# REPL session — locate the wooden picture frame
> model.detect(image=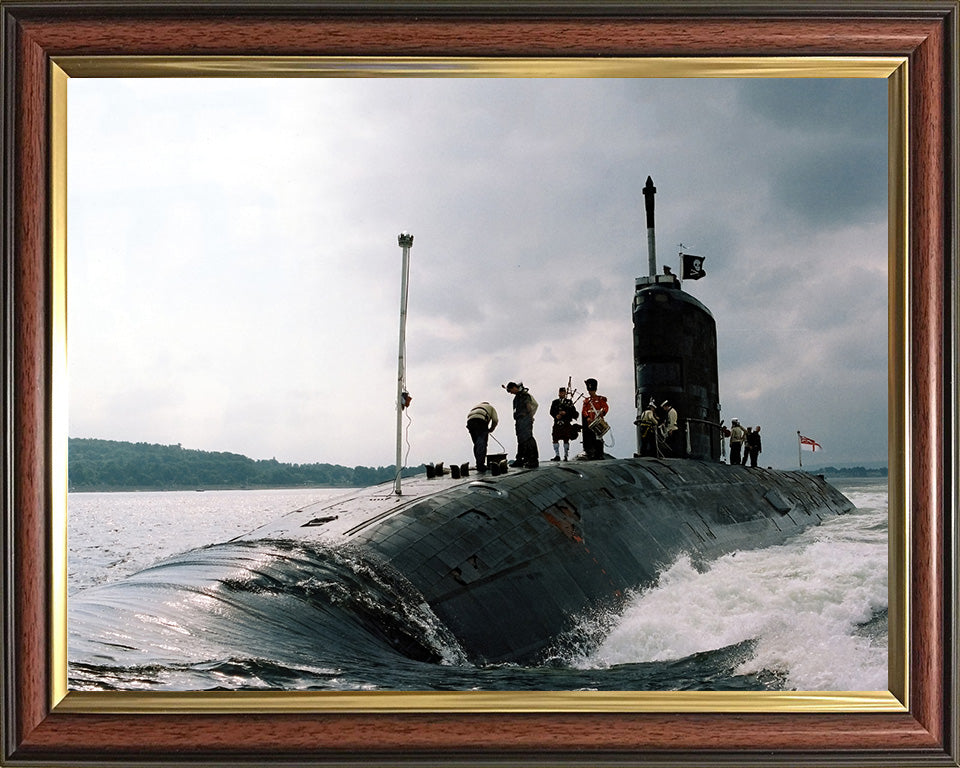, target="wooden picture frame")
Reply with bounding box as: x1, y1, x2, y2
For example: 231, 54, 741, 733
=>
2, 2, 956, 765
